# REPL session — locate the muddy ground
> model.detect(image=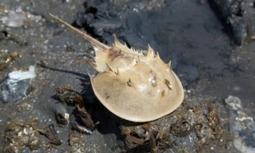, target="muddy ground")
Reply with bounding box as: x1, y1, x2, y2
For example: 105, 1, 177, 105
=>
0, 0, 255, 153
